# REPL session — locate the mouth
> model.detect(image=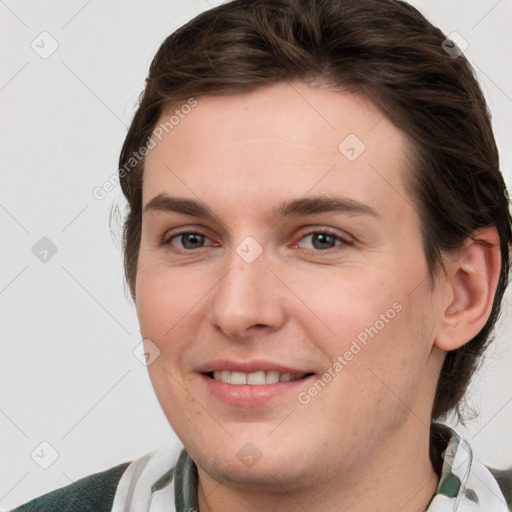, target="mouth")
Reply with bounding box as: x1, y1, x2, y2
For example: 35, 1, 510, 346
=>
205, 370, 315, 385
